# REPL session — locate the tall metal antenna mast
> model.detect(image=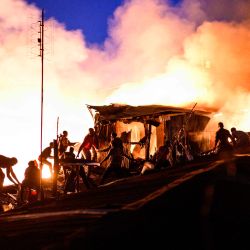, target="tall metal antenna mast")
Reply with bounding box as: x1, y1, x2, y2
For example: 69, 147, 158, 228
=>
38, 9, 44, 200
